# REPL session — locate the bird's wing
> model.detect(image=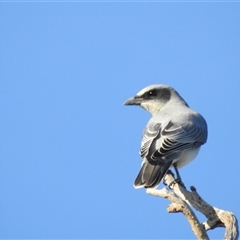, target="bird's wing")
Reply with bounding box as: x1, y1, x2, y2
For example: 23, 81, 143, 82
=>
152, 120, 207, 160
140, 120, 207, 160
140, 122, 161, 159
